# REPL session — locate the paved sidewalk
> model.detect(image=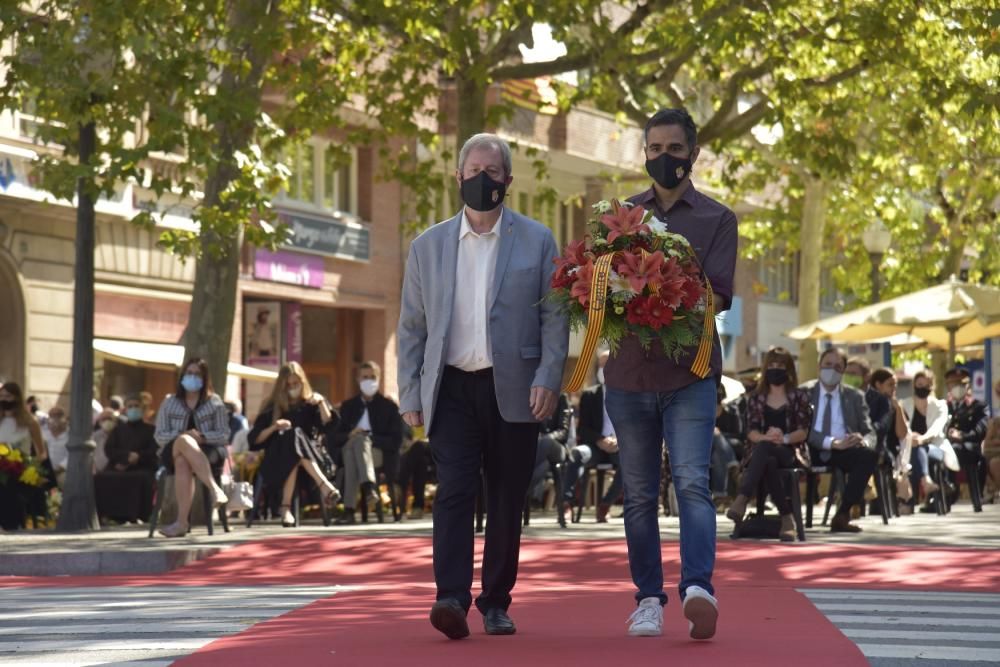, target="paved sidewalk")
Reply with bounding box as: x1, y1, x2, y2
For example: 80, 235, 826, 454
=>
2, 502, 996, 576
